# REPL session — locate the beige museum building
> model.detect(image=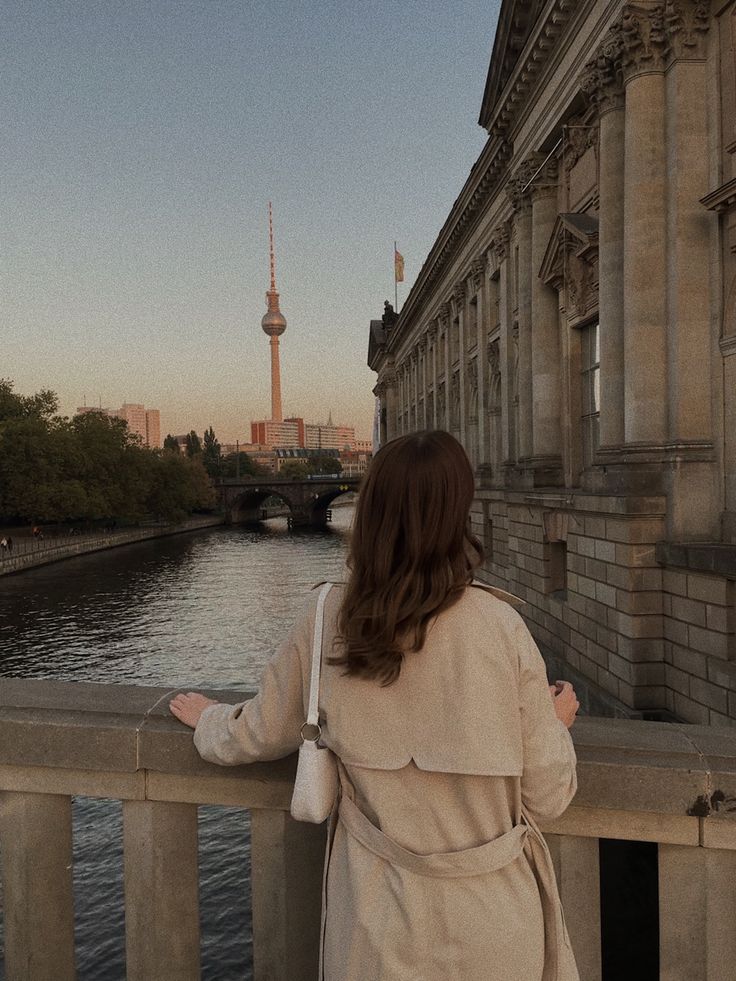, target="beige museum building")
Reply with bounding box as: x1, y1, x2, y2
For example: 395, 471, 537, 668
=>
369, 0, 736, 724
